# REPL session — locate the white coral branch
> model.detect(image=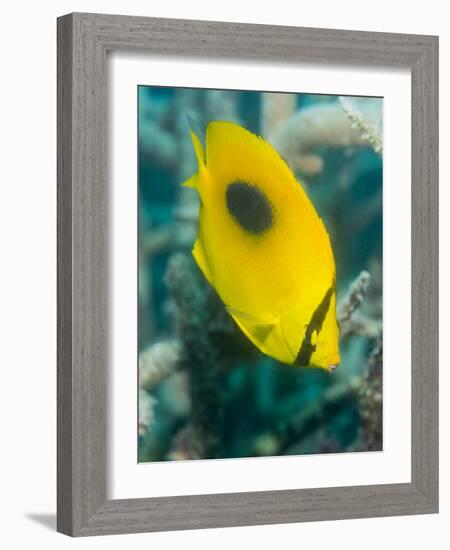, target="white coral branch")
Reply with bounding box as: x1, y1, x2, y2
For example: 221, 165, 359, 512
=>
338, 270, 371, 324
138, 340, 182, 436
139, 389, 157, 437
261, 92, 297, 138
139, 339, 182, 391
339, 312, 382, 340
338, 271, 382, 341
270, 103, 367, 175
339, 96, 383, 155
